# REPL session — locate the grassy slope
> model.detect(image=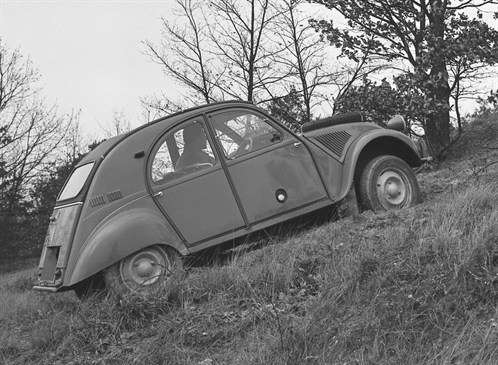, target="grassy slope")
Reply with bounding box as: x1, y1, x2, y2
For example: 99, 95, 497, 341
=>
1, 115, 497, 365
